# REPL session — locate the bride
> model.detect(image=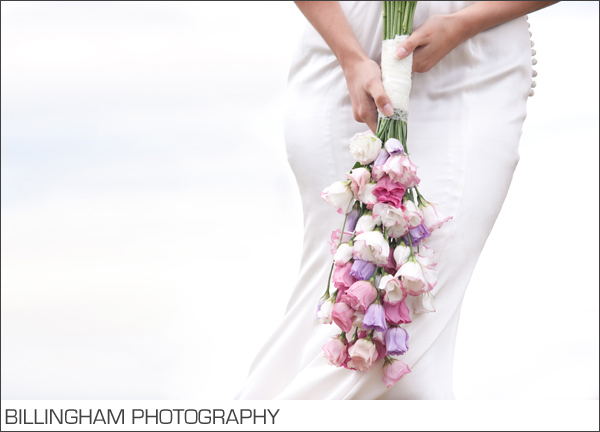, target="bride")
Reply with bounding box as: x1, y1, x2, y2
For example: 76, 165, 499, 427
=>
237, 0, 557, 400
